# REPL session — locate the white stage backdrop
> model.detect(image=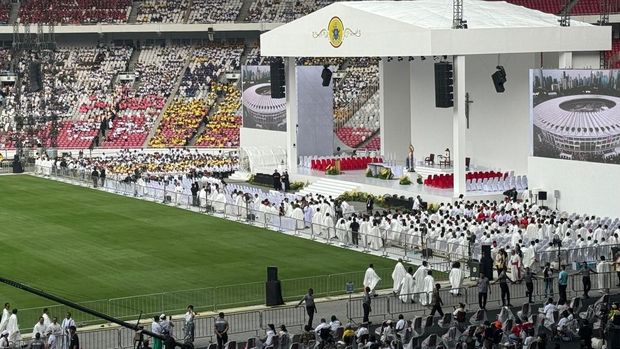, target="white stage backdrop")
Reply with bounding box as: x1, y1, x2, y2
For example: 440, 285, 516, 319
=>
530, 69, 620, 165
242, 65, 287, 131
296, 66, 334, 157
